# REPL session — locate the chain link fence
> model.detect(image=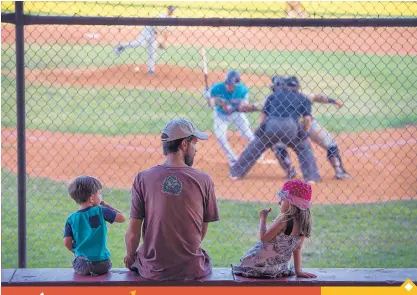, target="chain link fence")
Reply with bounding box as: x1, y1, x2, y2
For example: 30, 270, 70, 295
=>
1, 1, 417, 269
